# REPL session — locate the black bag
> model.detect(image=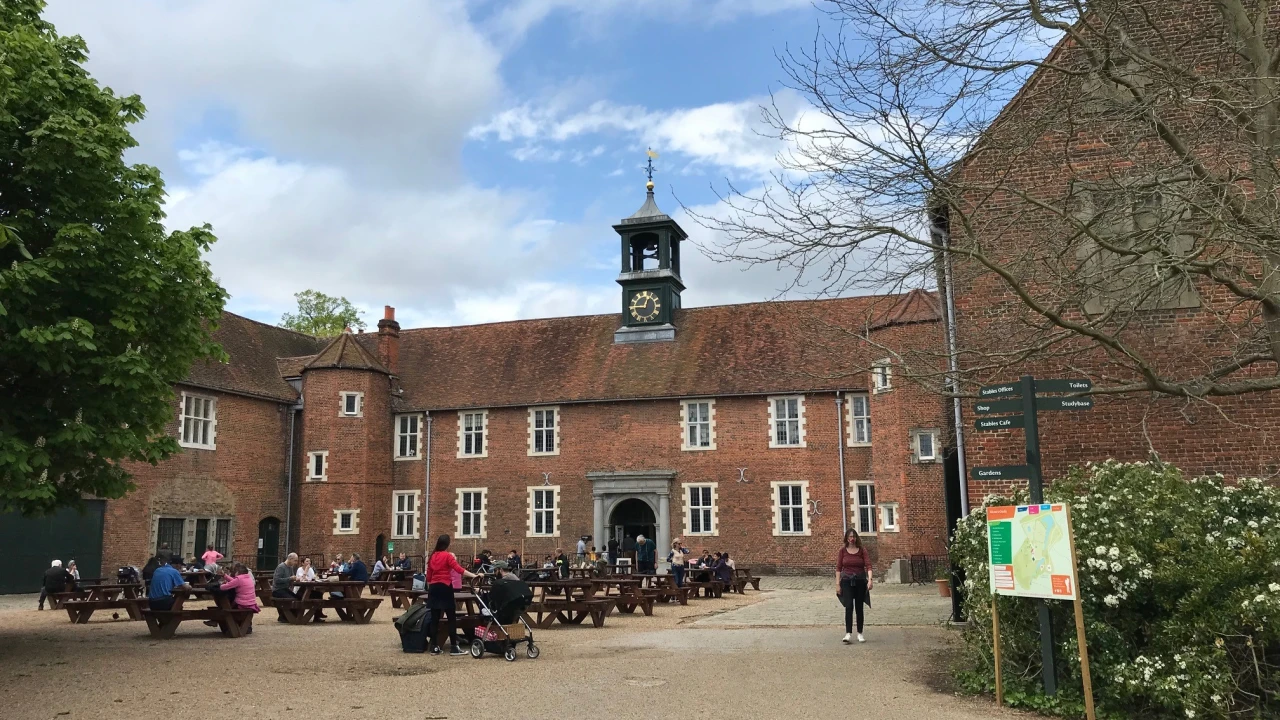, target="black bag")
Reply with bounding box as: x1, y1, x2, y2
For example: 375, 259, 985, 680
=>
395, 603, 432, 654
